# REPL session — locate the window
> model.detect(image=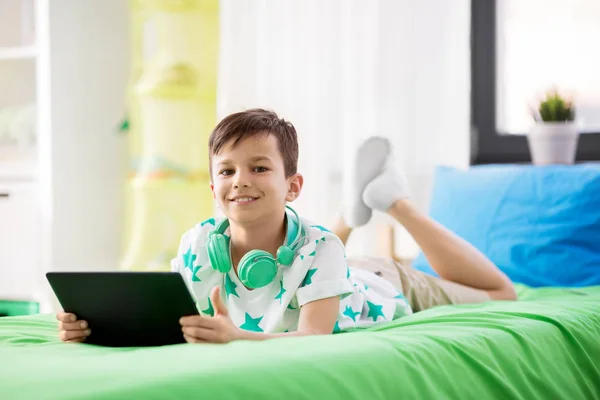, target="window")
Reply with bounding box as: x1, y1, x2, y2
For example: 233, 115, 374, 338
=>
471, 0, 600, 164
